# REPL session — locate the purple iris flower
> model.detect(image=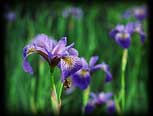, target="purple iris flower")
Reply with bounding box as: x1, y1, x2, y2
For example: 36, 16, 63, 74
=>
85, 92, 115, 114
109, 24, 132, 48
122, 5, 147, 21
5, 11, 16, 22
22, 34, 82, 82
72, 56, 112, 90
132, 22, 146, 43
109, 22, 146, 48
62, 7, 83, 19
133, 5, 147, 21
